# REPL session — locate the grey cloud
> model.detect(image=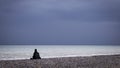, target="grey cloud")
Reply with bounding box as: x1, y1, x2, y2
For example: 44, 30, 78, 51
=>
0, 0, 120, 44
1, 0, 120, 22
